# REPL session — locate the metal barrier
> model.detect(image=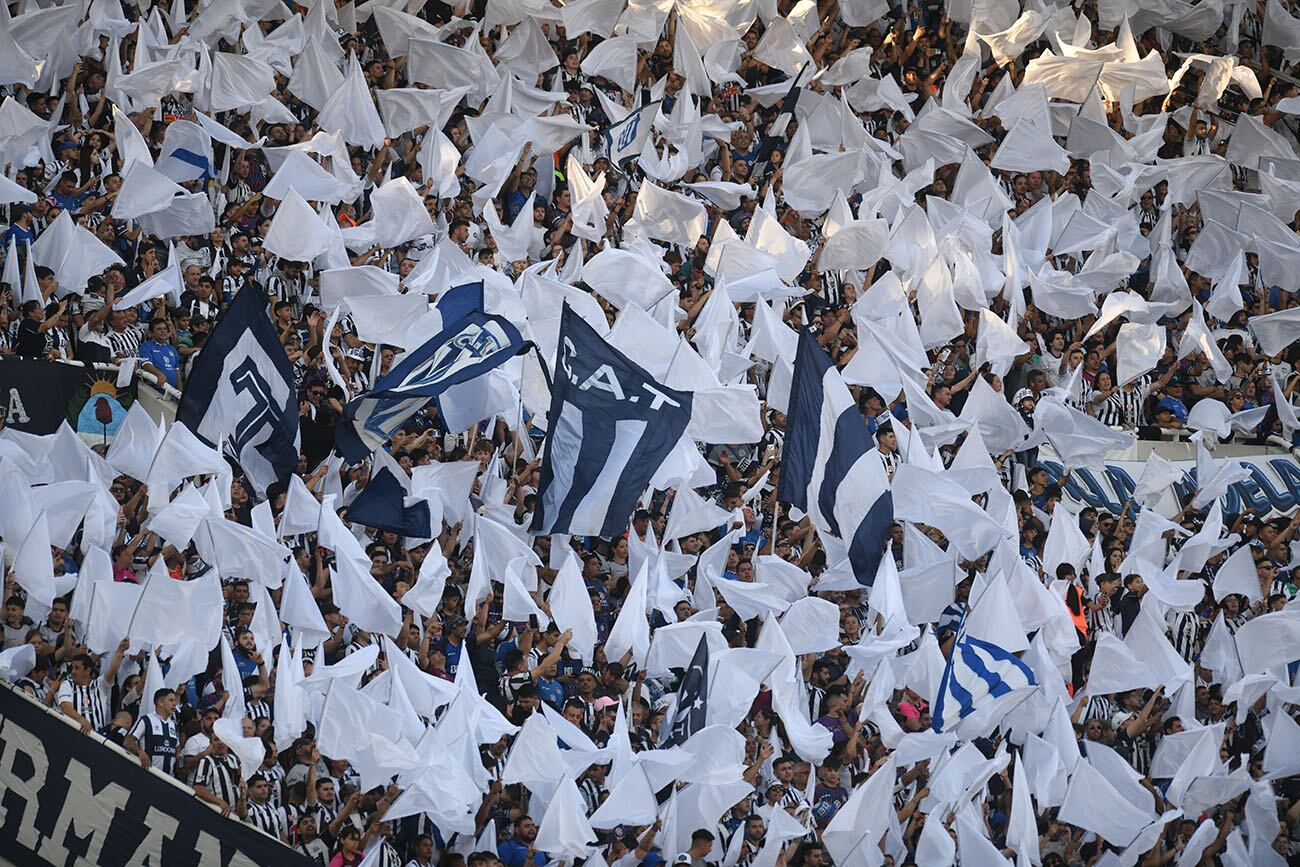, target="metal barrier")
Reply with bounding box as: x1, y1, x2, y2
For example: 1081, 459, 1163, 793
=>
51, 358, 180, 425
